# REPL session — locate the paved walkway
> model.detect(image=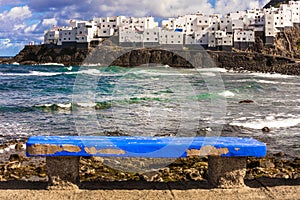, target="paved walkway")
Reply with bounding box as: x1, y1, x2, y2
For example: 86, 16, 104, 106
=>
0, 178, 299, 200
